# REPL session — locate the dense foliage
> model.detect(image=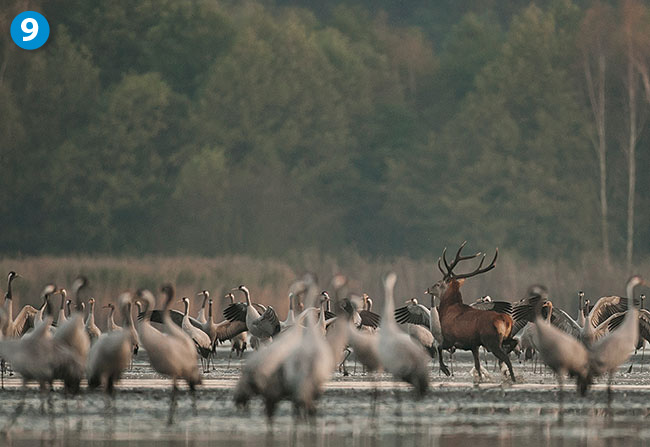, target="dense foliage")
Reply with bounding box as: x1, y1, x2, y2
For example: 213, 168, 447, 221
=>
1, 0, 648, 263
